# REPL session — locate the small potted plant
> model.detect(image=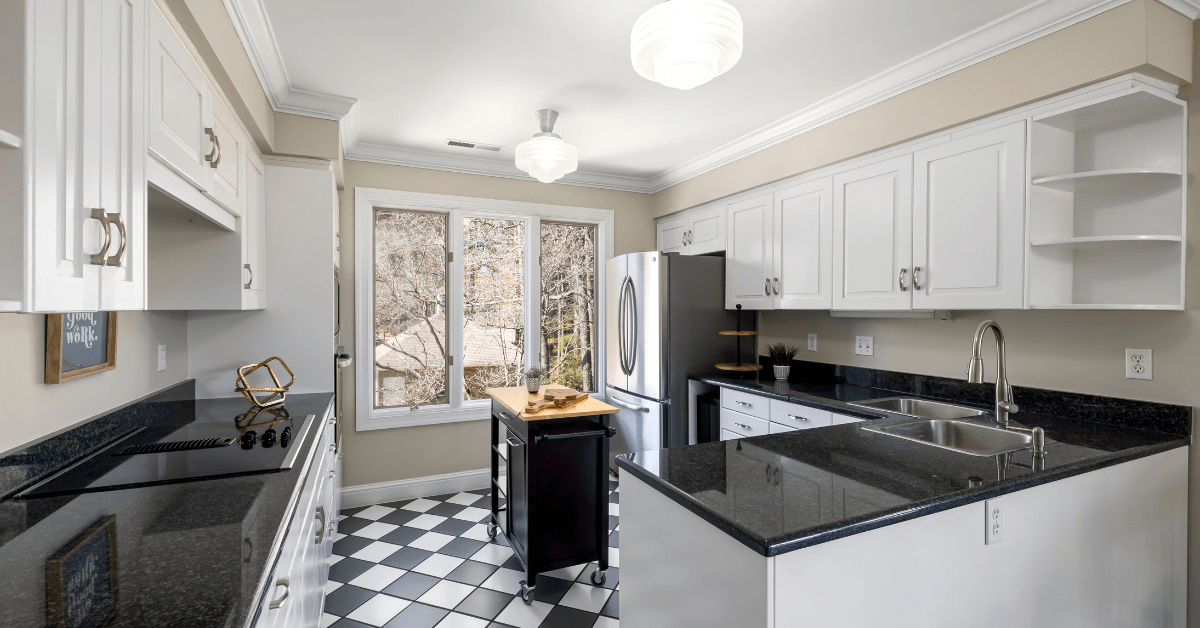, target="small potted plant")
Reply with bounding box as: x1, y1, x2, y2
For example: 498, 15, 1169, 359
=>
764, 343, 798, 380
524, 367, 547, 394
